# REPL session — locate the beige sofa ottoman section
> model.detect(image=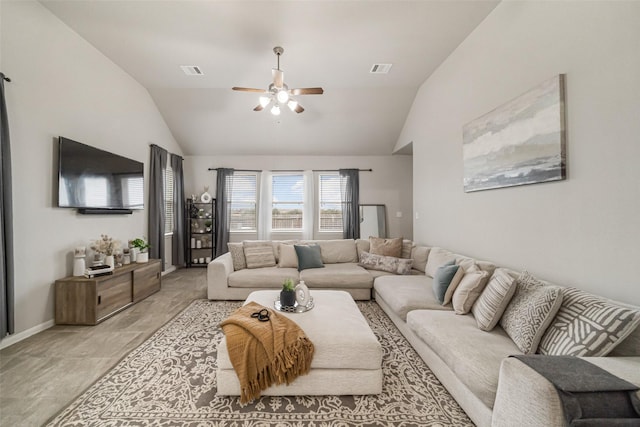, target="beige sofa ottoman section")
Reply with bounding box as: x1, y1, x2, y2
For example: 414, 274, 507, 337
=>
217, 290, 383, 396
